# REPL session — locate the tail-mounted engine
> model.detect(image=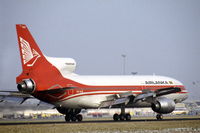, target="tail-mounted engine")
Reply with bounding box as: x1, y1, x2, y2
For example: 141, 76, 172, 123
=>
17, 79, 35, 94
151, 97, 175, 114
